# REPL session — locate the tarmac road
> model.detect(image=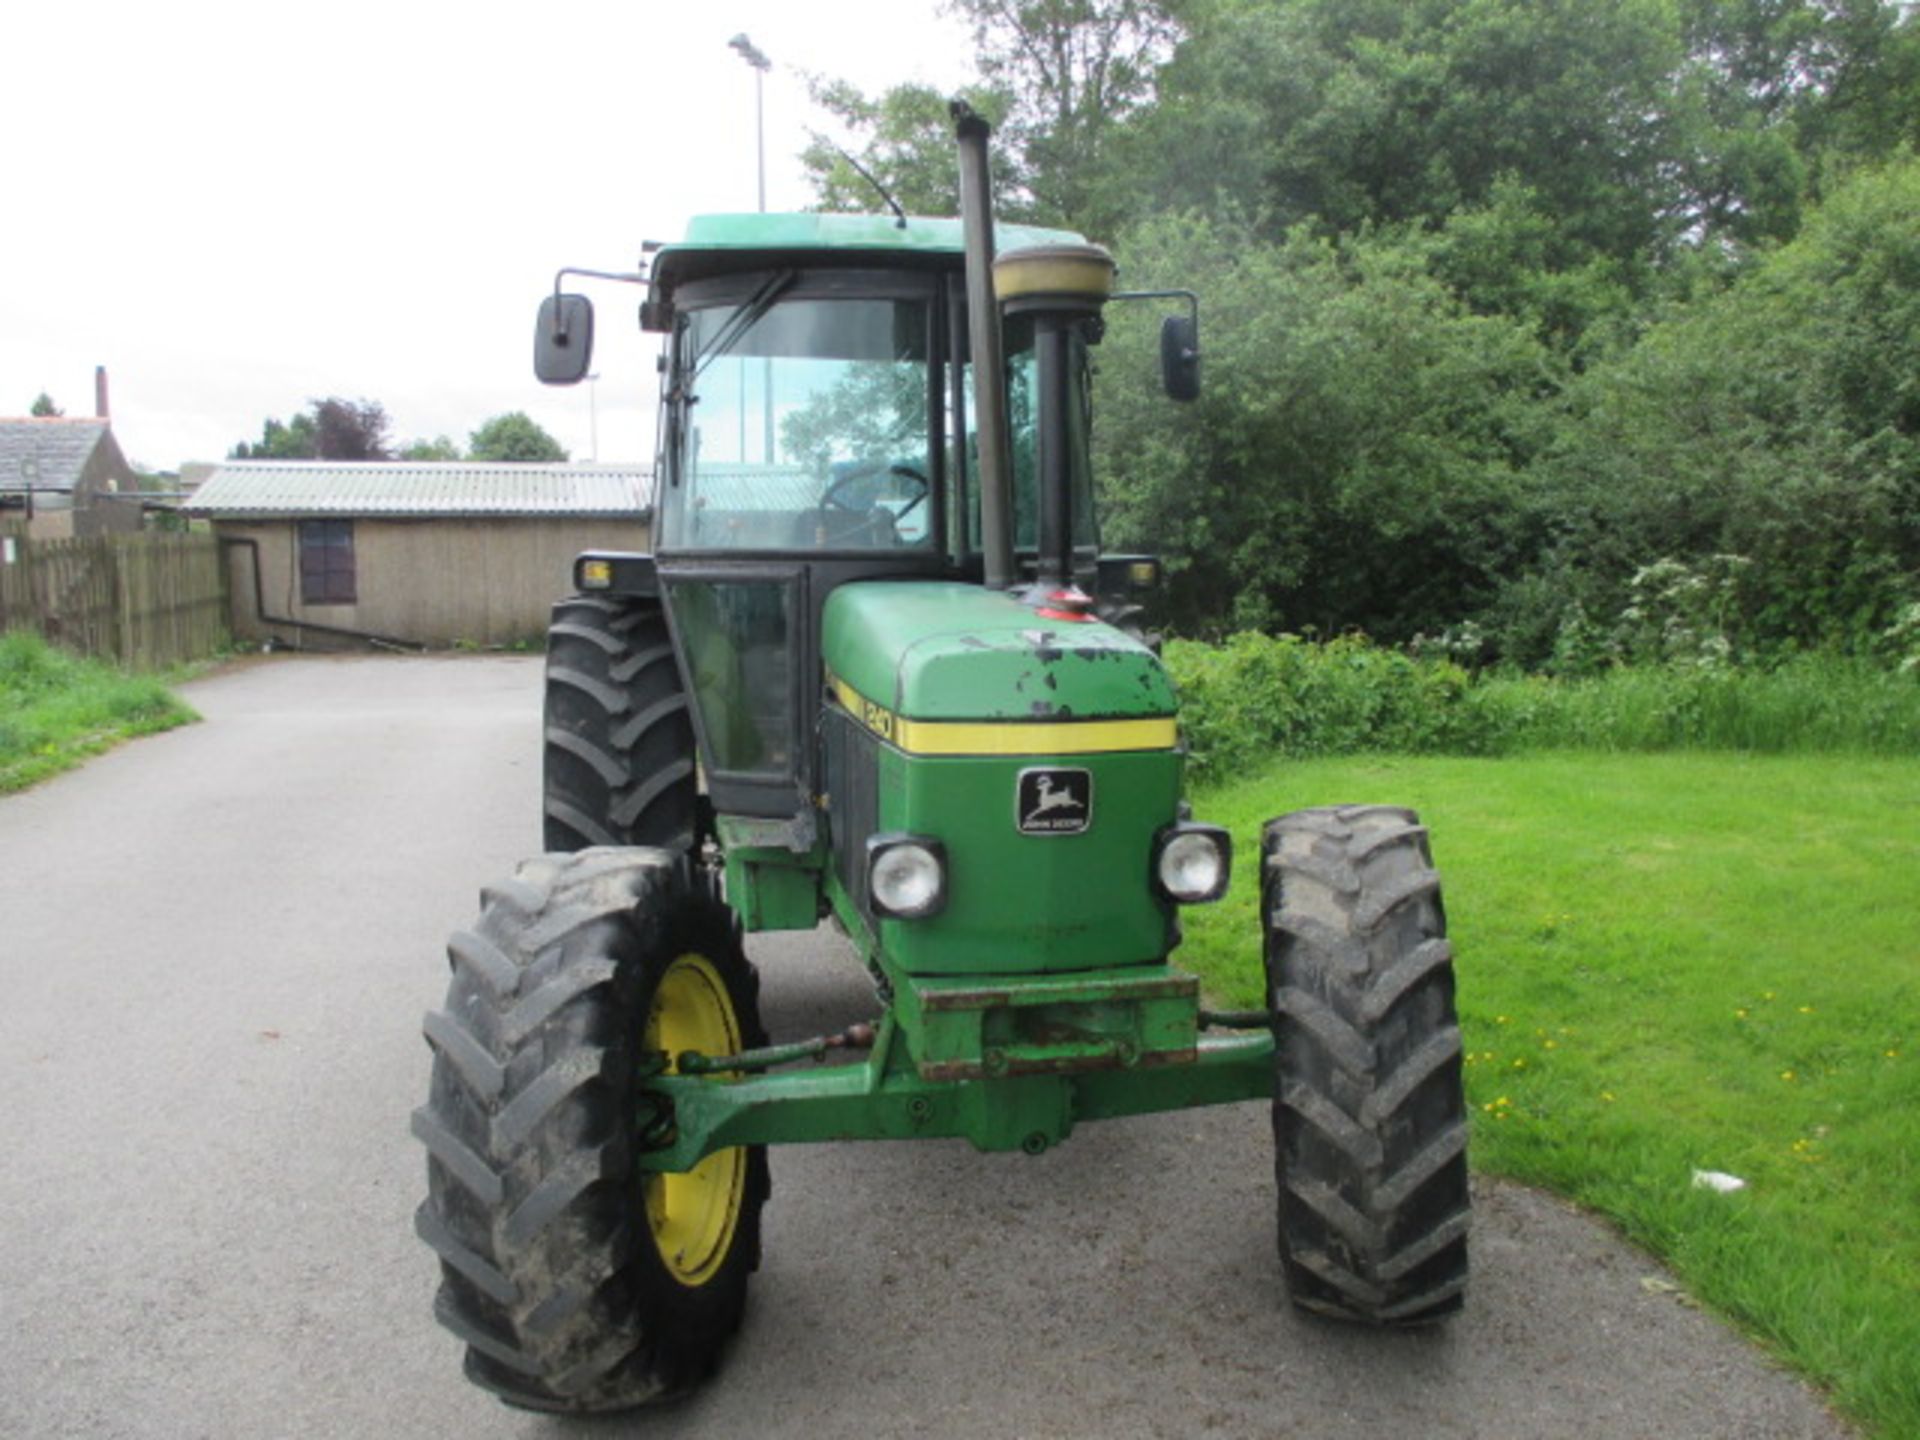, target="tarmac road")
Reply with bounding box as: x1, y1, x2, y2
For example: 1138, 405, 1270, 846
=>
0, 655, 1855, 1439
